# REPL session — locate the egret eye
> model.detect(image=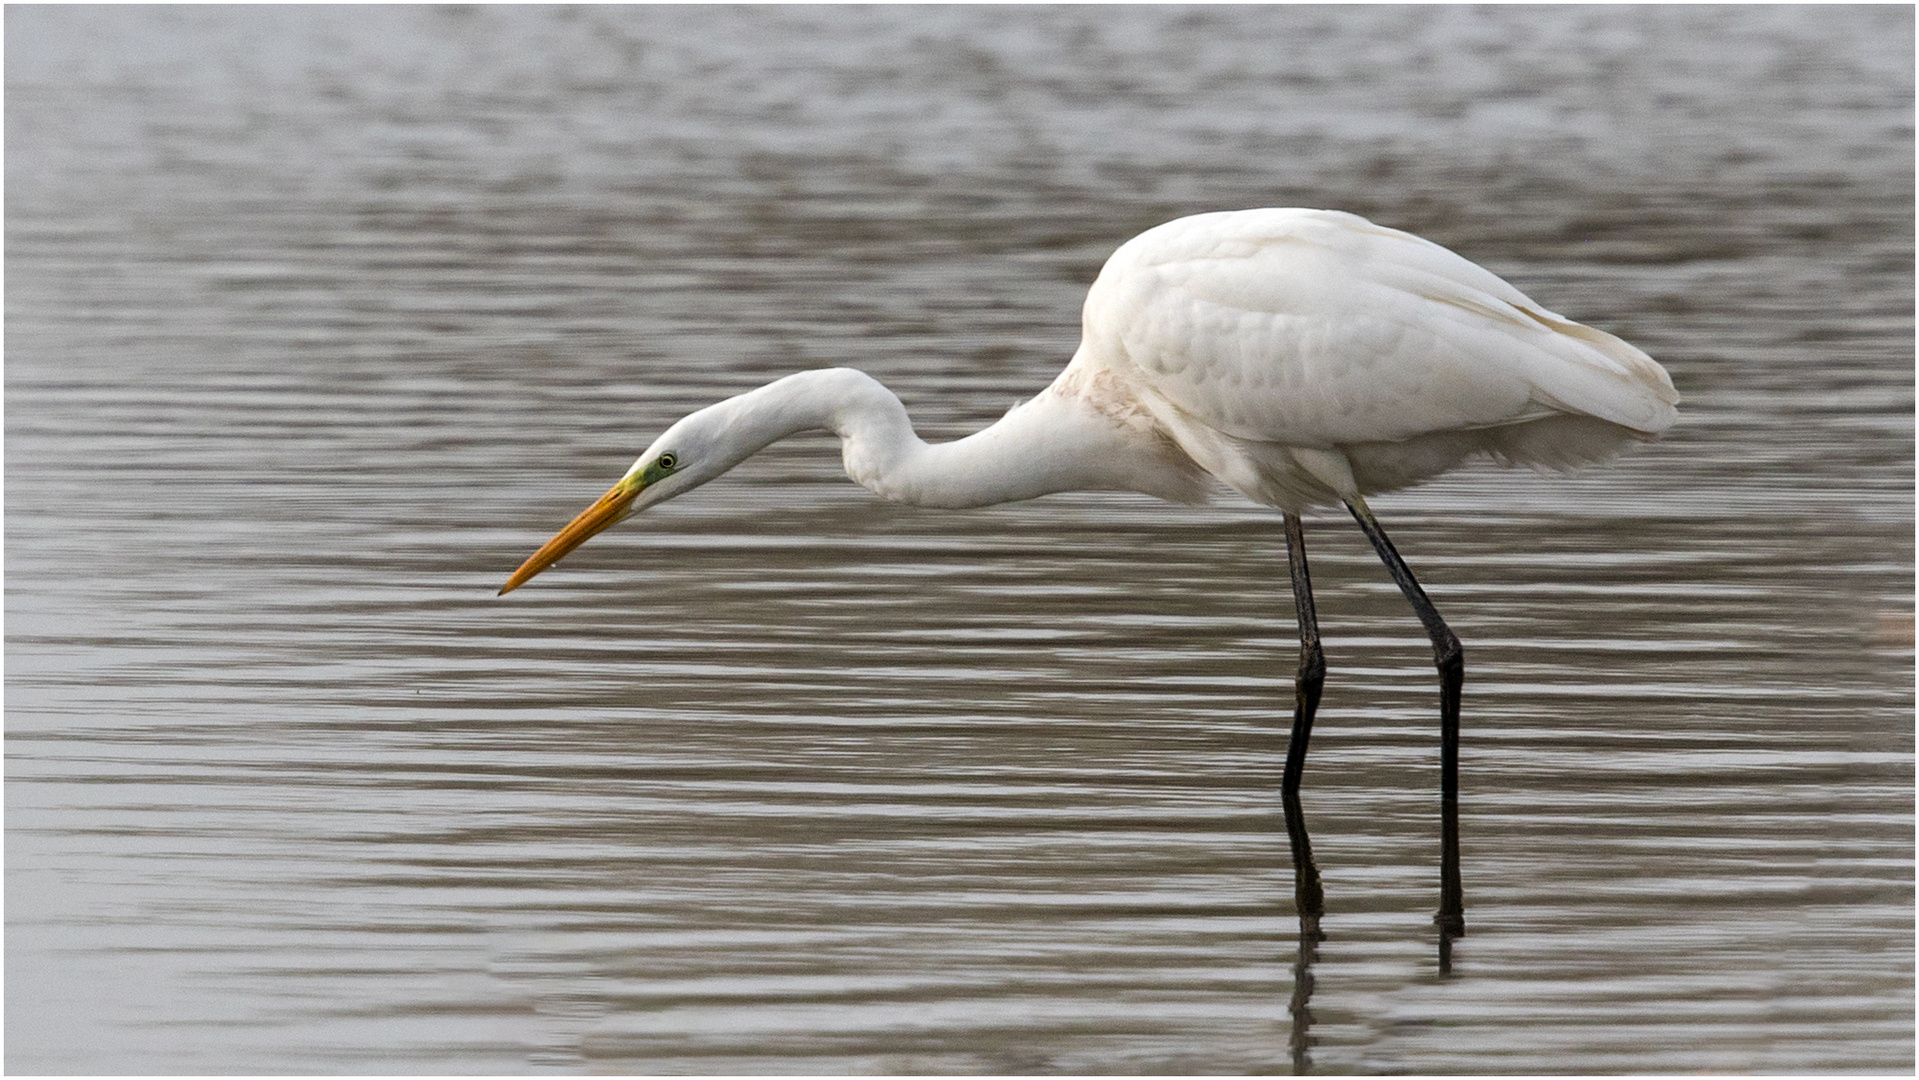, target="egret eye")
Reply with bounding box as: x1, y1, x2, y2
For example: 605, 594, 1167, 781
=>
657, 453, 678, 471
